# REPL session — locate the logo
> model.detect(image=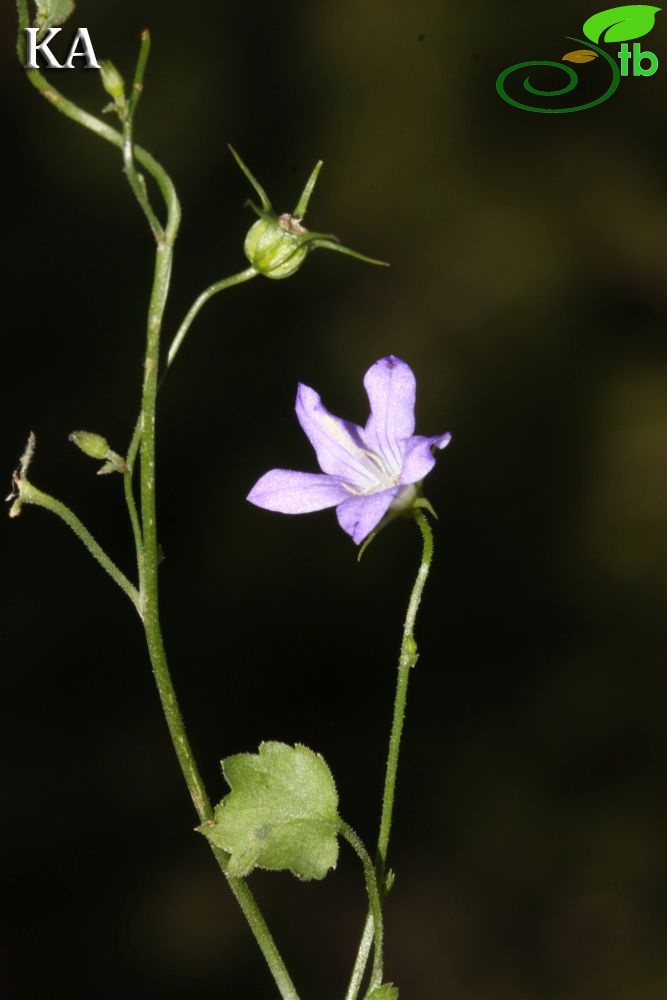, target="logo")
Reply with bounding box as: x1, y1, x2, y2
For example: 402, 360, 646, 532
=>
24, 27, 100, 69
496, 4, 660, 112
